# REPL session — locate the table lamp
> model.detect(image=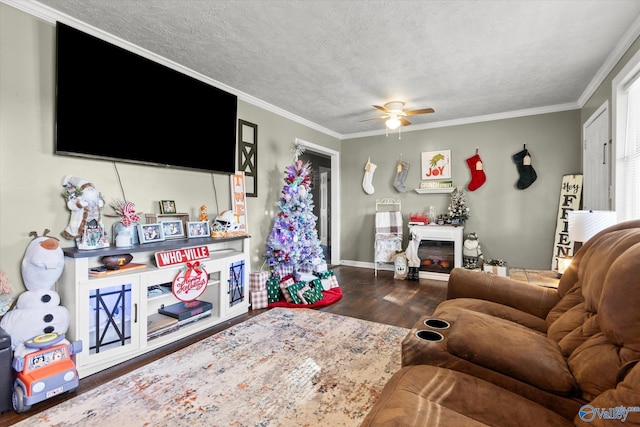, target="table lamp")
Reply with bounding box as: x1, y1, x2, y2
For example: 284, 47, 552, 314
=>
560, 210, 617, 277
568, 210, 617, 244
